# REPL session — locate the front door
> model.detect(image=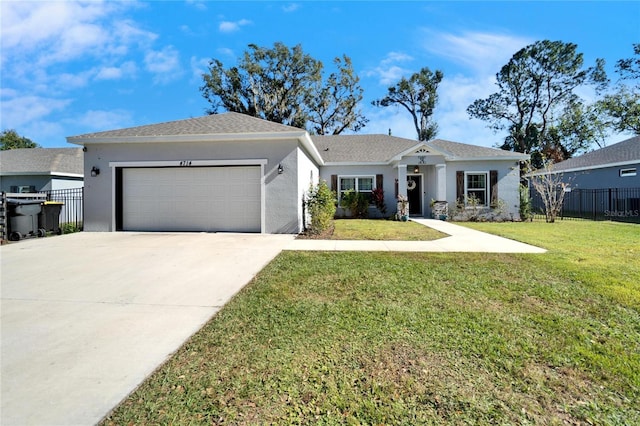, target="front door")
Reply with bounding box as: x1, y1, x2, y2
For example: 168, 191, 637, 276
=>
406, 175, 422, 216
